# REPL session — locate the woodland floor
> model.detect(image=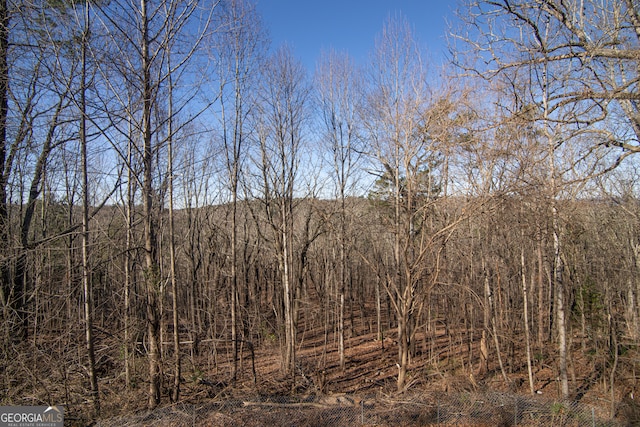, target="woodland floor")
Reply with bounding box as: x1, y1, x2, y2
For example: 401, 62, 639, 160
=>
95, 324, 637, 425
5, 303, 638, 426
